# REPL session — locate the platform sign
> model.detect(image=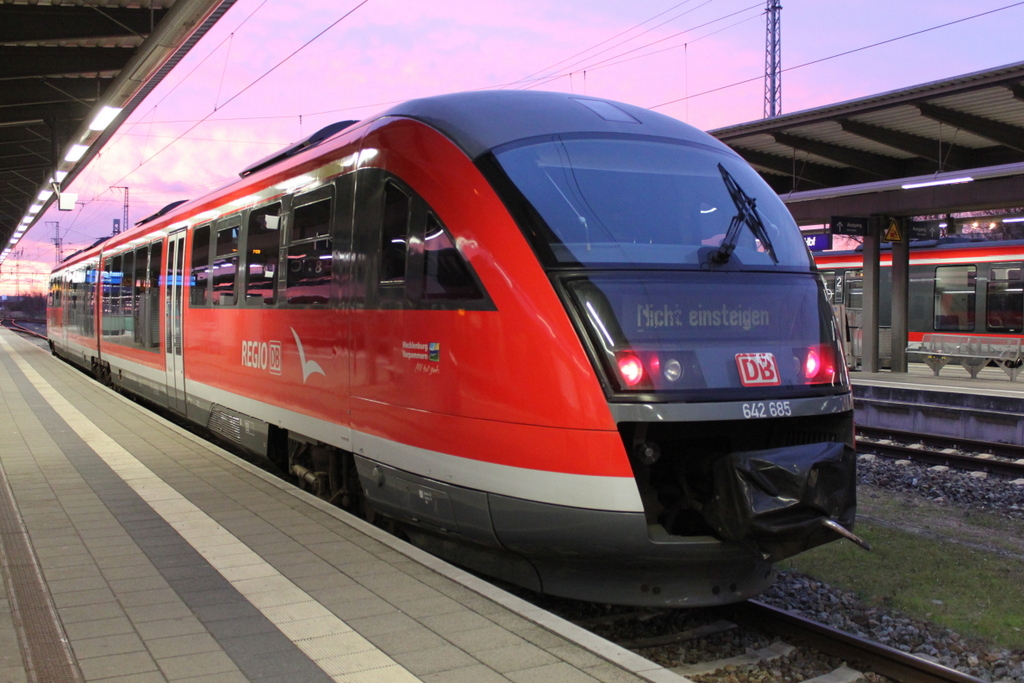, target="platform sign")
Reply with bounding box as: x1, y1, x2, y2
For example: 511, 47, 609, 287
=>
908, 220, 942, 240
803, 233, 832, 251
830, 216, 869, 236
